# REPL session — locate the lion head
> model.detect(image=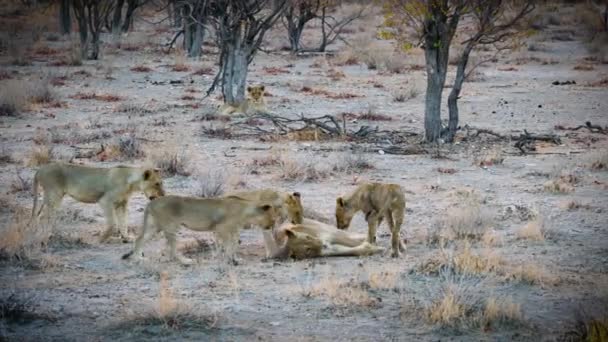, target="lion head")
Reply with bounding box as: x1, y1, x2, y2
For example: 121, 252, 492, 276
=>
140, 169, 165, 200
335, 197, 355, 230
284, 228, 323, 259
285, 192, 303, 224
247, 85, 265, 104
